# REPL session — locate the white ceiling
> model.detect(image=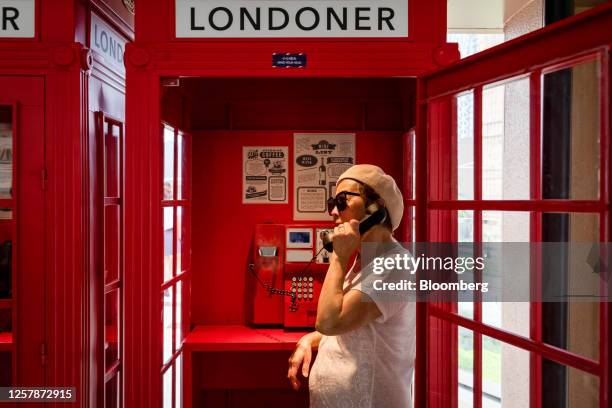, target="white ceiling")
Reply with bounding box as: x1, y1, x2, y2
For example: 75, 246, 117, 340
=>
447, 0, 505, 32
